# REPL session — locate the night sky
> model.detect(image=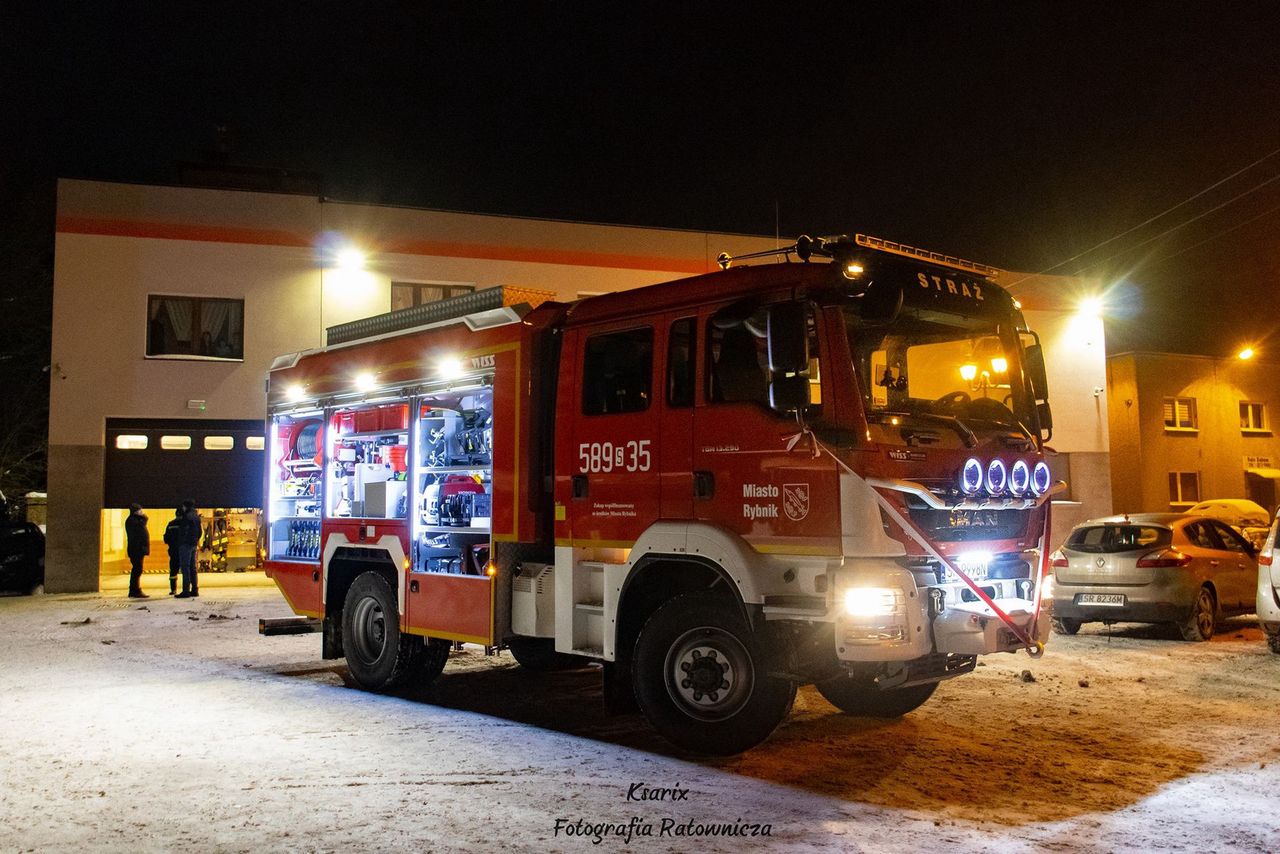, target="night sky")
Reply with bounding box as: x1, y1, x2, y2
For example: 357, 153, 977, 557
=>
5, 2, 1280, 356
